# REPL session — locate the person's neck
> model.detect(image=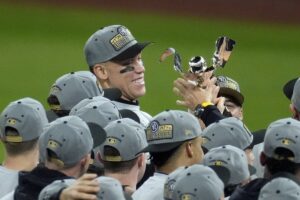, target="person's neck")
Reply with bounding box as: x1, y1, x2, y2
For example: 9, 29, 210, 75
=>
2, 150, 39, 171
105, 169, 138, 191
